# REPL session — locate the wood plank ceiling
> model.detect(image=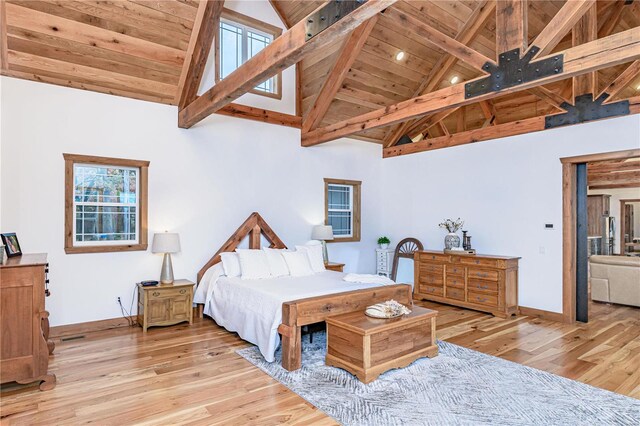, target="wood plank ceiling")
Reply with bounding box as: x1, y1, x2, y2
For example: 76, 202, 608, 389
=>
1, 0, 639, 151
